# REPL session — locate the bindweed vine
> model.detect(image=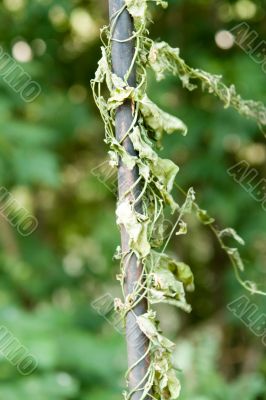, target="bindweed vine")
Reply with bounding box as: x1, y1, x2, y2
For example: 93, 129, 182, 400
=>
174, 183, 266, 297
148, 41, 266, 132
91, 1, 266, 399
